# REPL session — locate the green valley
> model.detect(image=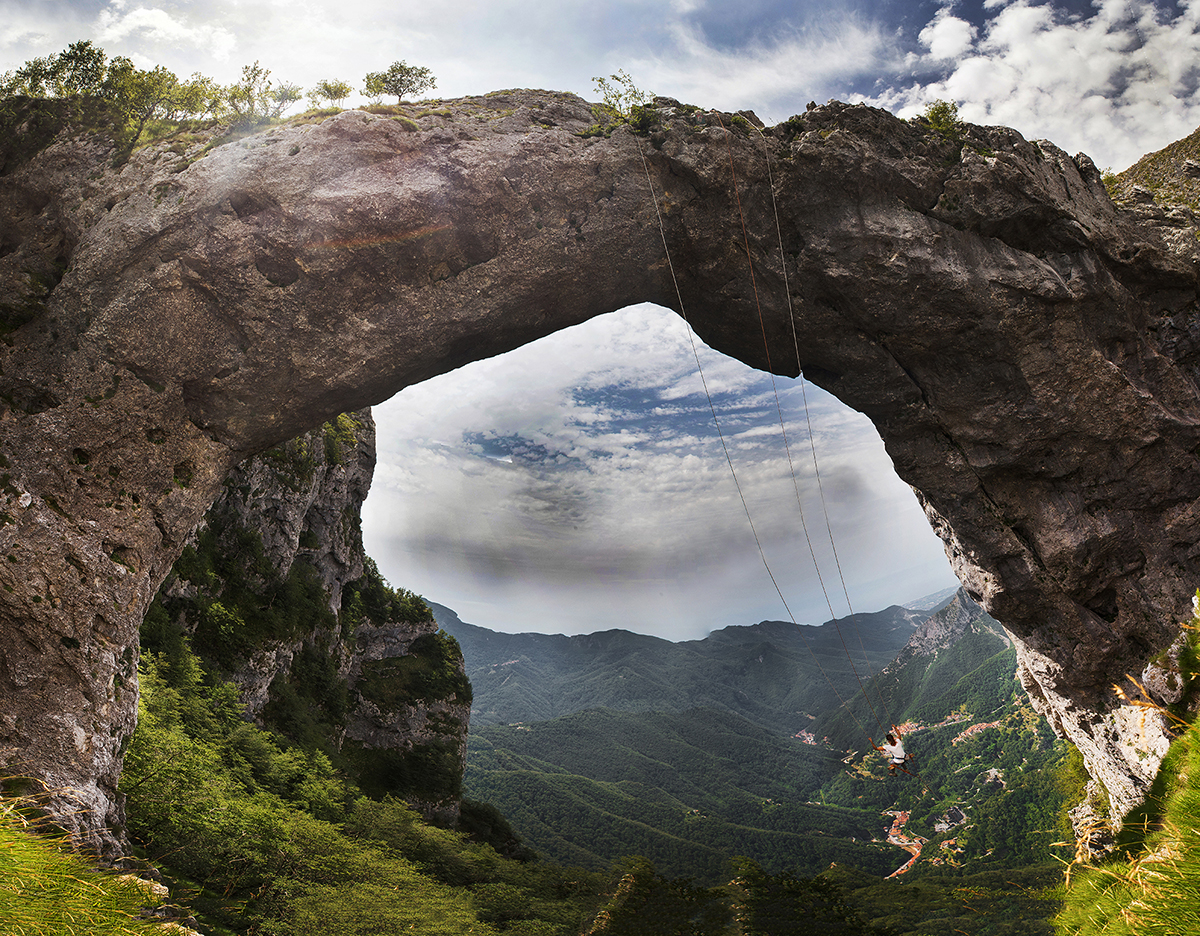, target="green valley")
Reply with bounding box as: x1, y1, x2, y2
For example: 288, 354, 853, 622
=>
447, 590, 1078, 934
